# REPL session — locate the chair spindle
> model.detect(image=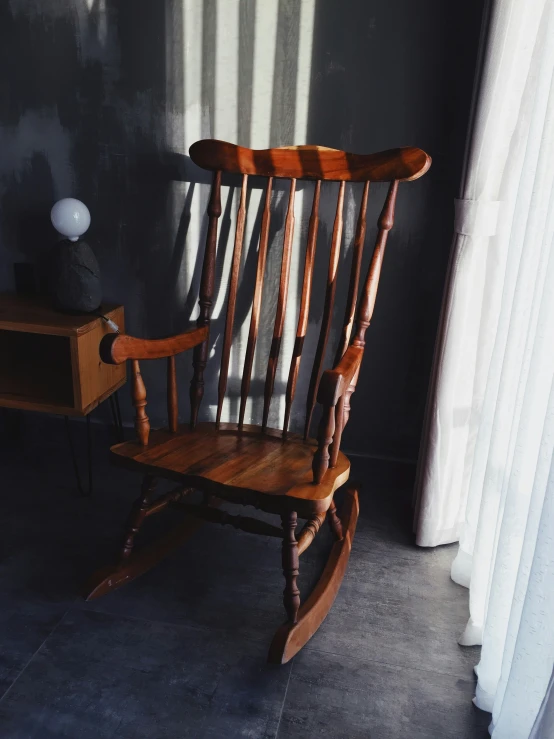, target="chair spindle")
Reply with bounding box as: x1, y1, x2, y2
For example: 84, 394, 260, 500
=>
167, 355, 178, 432
190, 170, 222, 429
262, 178, 296, 431
283, 180, 321, 438
216, 174, 248, 427
132, 359, 150, 446
333, 180, 370, 365
328, 180, 369, 465
304, 180, 346, 439
239, 177, 273, 429
352, 180, 398, 348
